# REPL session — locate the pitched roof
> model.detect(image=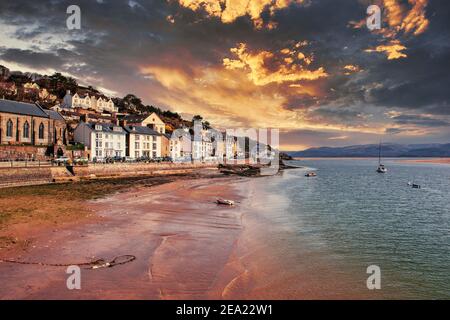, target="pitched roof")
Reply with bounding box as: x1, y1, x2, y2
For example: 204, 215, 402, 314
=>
121, 114, 148, 123
123, 125, 161, 136
44, 109, 65, 122
86, 122, 125, 134
0, 99, 49, 118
